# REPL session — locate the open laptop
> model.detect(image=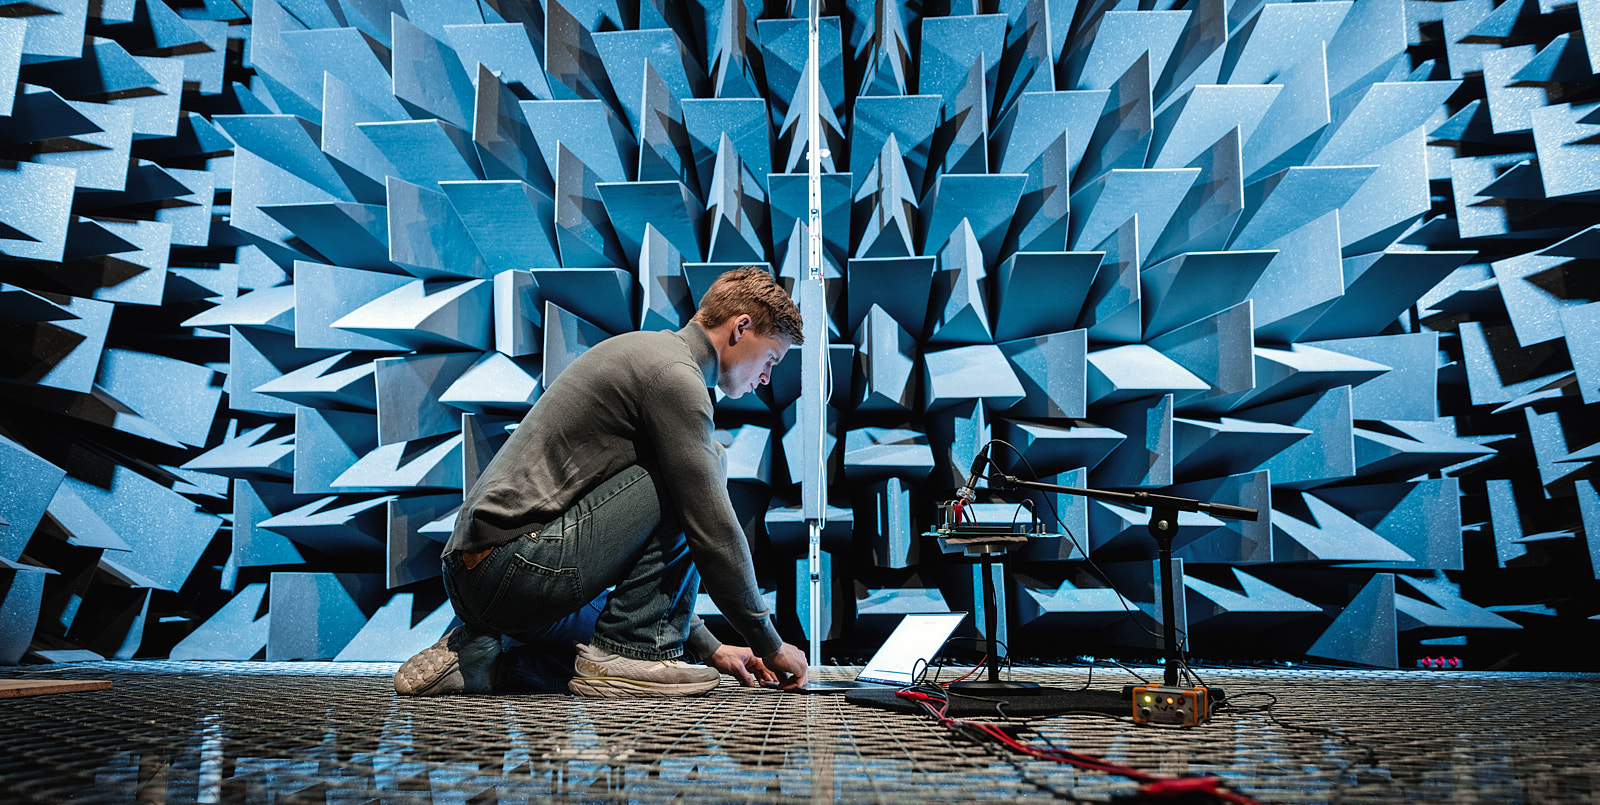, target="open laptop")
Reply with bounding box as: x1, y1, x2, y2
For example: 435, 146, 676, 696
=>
783, 612, 967, 694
